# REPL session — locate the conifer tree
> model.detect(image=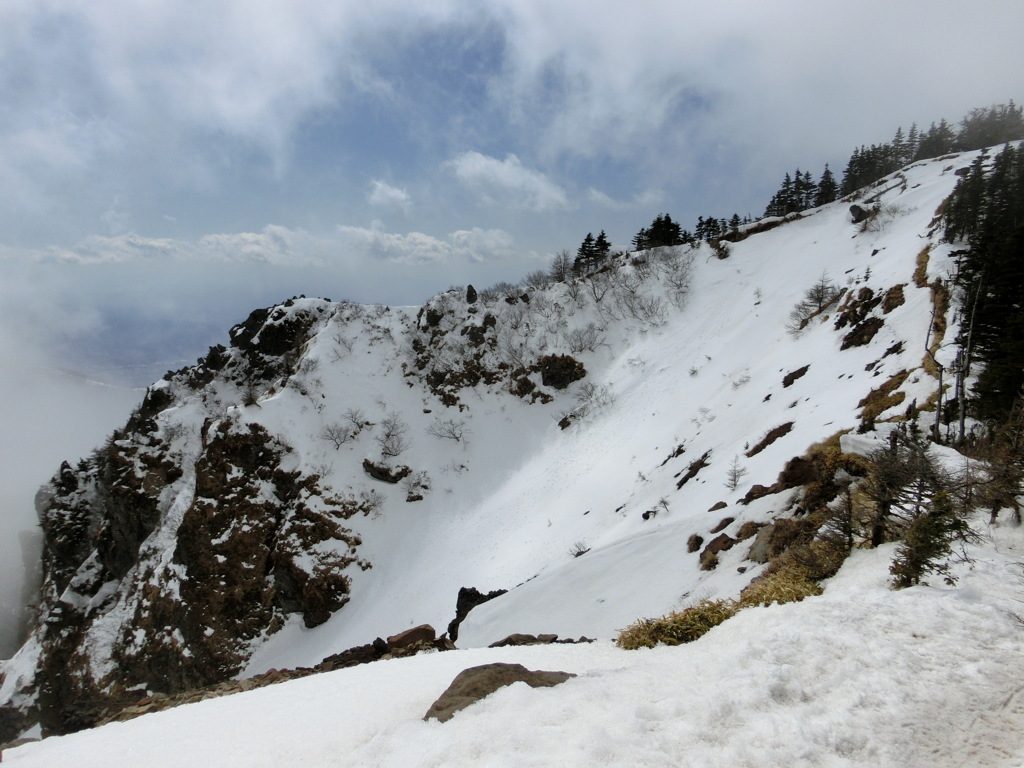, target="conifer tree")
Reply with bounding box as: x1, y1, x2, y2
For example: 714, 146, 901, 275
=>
814, 164, 838, 207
